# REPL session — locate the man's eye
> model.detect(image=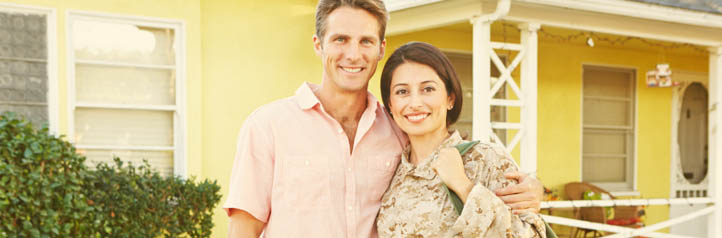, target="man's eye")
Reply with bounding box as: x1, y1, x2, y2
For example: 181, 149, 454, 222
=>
335, 38, 345, 43
362, 39, 372, 44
